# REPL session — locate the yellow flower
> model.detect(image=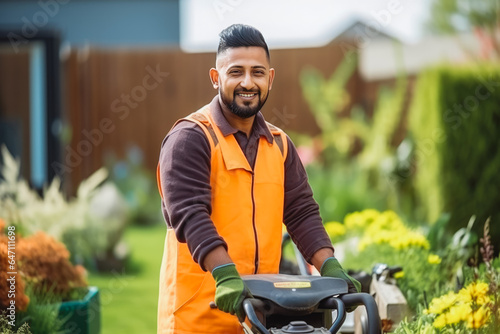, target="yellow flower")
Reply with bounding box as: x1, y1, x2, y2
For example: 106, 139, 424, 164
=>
432, 303, 469, 328
368, 212, 400, 232
426, 291, 459, 315
362, 209, 380, 220
446, 303, 470, 325
390, 231, 430, 250
432, 313, 447, 328
467, 305, 490, 329
426, 282, 494, 330
358, 226, 429, 250
394, 271, 404, 279
344, 211, 373, 230
459, 282, 490, 306
427, 254, 442, 265
324, 221, 346, 240
349, 209, 430, 251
